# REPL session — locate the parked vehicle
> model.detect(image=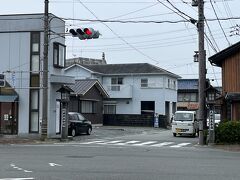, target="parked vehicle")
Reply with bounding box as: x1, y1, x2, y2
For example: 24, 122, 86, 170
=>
68, 112, 92, 137
172, 111, 198, 137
